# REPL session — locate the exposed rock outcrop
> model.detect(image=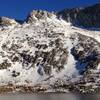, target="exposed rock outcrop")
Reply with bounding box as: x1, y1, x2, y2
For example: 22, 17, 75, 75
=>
0, 4, 99, 93
26, 10, 55, 23
0, 17, 18, 26
58, 4, 100, 28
